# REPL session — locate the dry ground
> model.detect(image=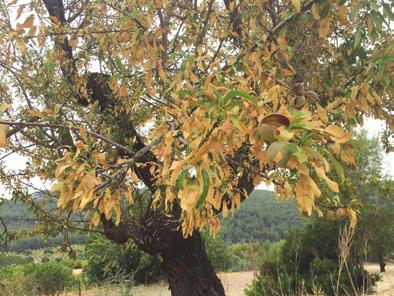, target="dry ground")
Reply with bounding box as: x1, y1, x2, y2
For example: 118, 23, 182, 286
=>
75, 263, 394, 296
365, 263, 394, 296
79, 271, 255, 296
